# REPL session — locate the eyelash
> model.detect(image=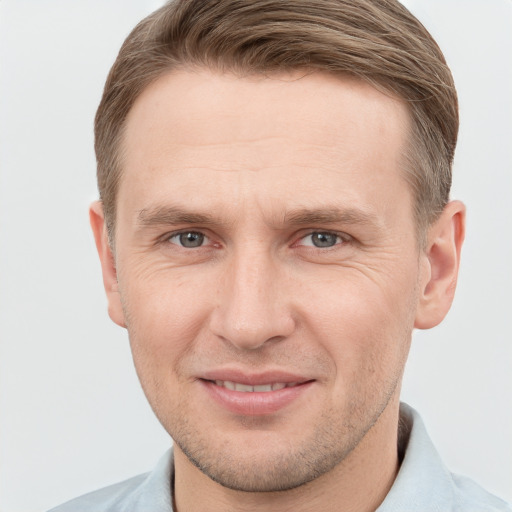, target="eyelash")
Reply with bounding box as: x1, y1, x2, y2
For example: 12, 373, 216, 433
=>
296, 231, 348, 249
166, 231, 212, 249
163, 230, 351, 250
